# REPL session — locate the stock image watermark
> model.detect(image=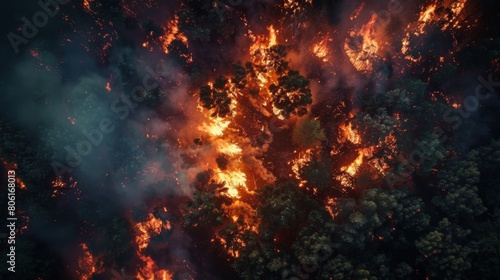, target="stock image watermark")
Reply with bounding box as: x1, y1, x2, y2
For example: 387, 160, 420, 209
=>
7, 0, 70, 54
385, 73, 499, 185
6, 170, 17, 273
